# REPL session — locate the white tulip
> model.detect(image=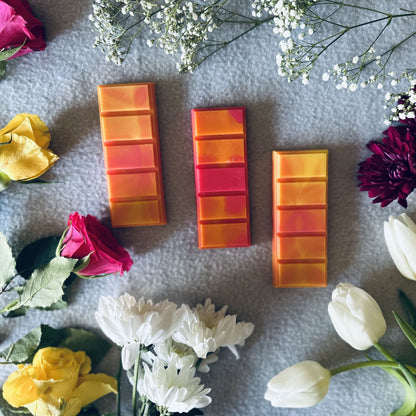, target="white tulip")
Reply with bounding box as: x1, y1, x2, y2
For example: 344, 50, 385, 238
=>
328, 283, 386, 350
265, 361, 331, 408
384, 214, 416, 280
